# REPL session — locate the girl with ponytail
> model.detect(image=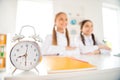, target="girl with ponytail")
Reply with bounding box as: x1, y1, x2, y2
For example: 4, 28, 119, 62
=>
42, 12, 79, 56
78, 20, 111, 54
